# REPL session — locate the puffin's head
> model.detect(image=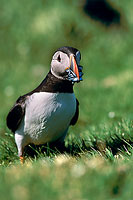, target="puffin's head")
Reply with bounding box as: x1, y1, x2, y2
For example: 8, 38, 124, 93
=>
51, 46, 83, 83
